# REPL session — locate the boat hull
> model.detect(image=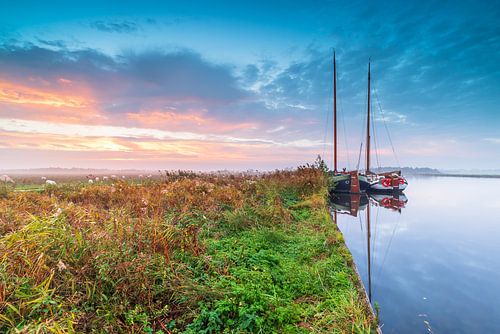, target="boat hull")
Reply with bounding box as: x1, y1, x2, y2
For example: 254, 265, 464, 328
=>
330, 174, 370, 194
368, 176, 408, 193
